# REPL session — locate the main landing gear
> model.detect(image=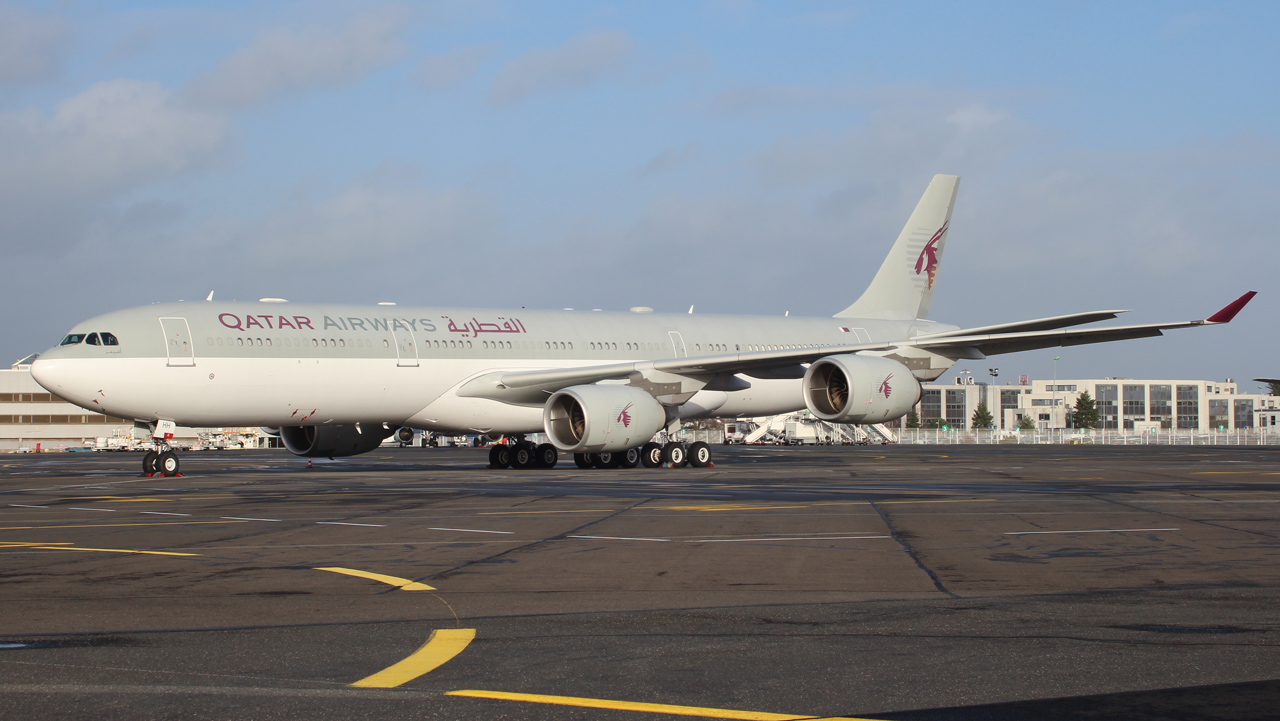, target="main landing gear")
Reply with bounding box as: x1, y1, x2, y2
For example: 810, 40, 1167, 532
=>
488, 438, 713, 470
142, 446, 181, 477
